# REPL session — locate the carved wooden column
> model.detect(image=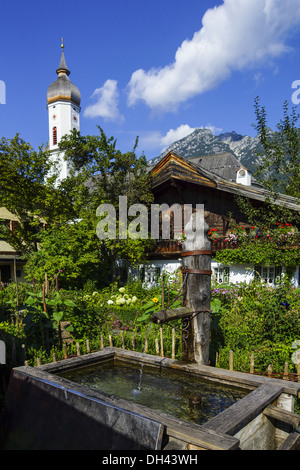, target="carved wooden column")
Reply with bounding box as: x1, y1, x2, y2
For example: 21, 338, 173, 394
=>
181, 211, 211, 364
